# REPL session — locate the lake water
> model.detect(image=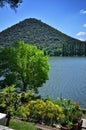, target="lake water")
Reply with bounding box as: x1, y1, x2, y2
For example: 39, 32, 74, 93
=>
38, 57, 86, 109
